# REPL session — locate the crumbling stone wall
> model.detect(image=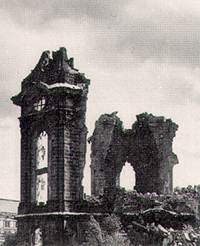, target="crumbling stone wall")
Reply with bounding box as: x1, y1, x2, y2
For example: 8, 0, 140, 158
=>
127, 113, 178, 194
12, 48, 90, 245
90, 112, 178, 196
89, 112, 127, 197
12, 47, 90, 213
